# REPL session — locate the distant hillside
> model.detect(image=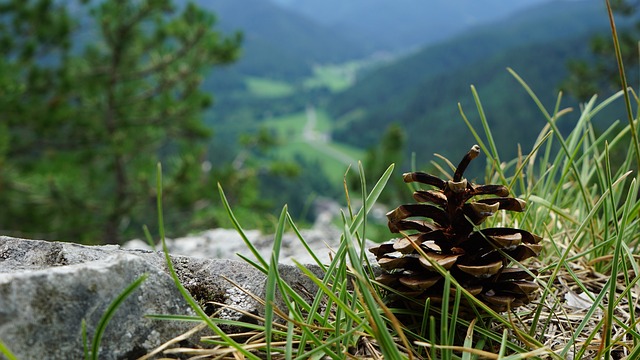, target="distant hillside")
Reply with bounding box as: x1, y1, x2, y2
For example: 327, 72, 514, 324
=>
195, 0, 369, 81
270, 0, 549, 53
327, 0, 622, 165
